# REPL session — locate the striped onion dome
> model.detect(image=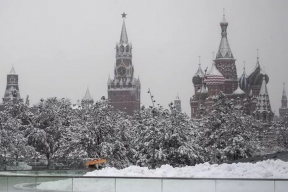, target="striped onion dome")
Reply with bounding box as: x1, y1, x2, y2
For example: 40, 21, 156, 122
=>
239, 67, 249, 91
204, 62, 225, 85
